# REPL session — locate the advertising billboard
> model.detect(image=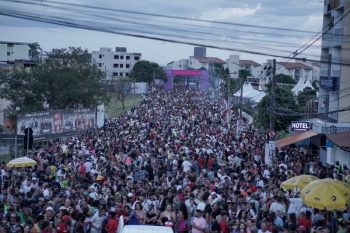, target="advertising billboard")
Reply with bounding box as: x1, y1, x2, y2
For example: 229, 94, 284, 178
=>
17, 108, 96, 136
